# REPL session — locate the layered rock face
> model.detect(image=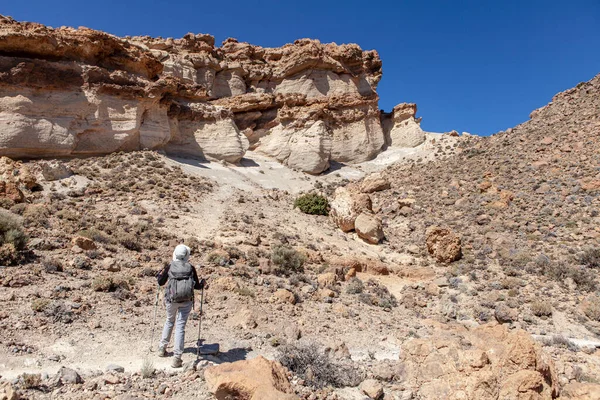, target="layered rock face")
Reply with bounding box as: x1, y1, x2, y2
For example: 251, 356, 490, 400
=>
0, 16, 390, 173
